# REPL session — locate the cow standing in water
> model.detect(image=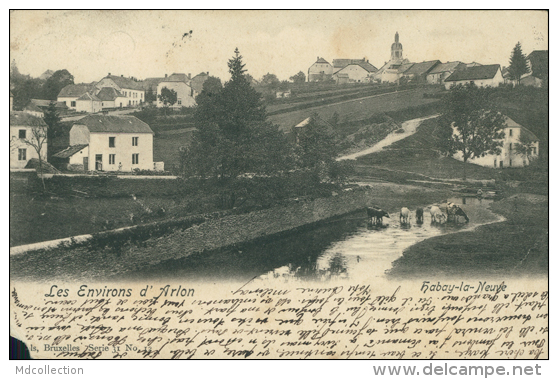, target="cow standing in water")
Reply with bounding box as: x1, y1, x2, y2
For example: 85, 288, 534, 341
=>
446, 203, 469, 223
416, 207, 424, 224
366, 207, 390, 226
400, 207, 410, 225
430, 205, 446, 224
